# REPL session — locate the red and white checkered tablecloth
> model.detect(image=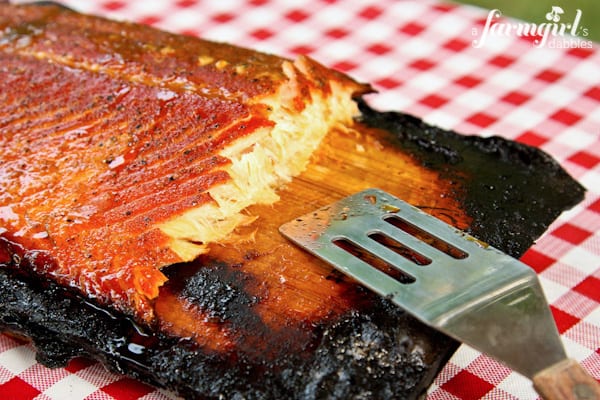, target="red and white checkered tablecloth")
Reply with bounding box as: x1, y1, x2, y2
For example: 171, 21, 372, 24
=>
1, 0, 599, 399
